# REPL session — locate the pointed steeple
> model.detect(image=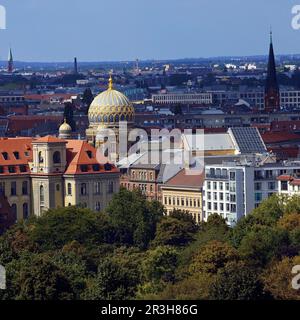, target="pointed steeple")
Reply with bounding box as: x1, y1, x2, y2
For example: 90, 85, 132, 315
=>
264, 31, 280, 112
8, 48, 13, 73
